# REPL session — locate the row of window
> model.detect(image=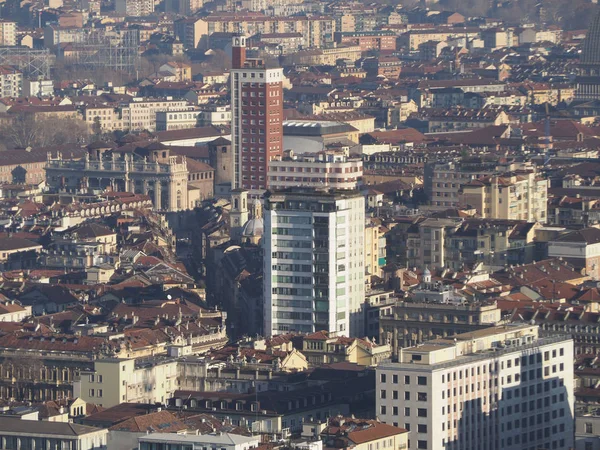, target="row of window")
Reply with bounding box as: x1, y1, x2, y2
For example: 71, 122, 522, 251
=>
380, 373, 427, 385
380, 390, 427, 402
